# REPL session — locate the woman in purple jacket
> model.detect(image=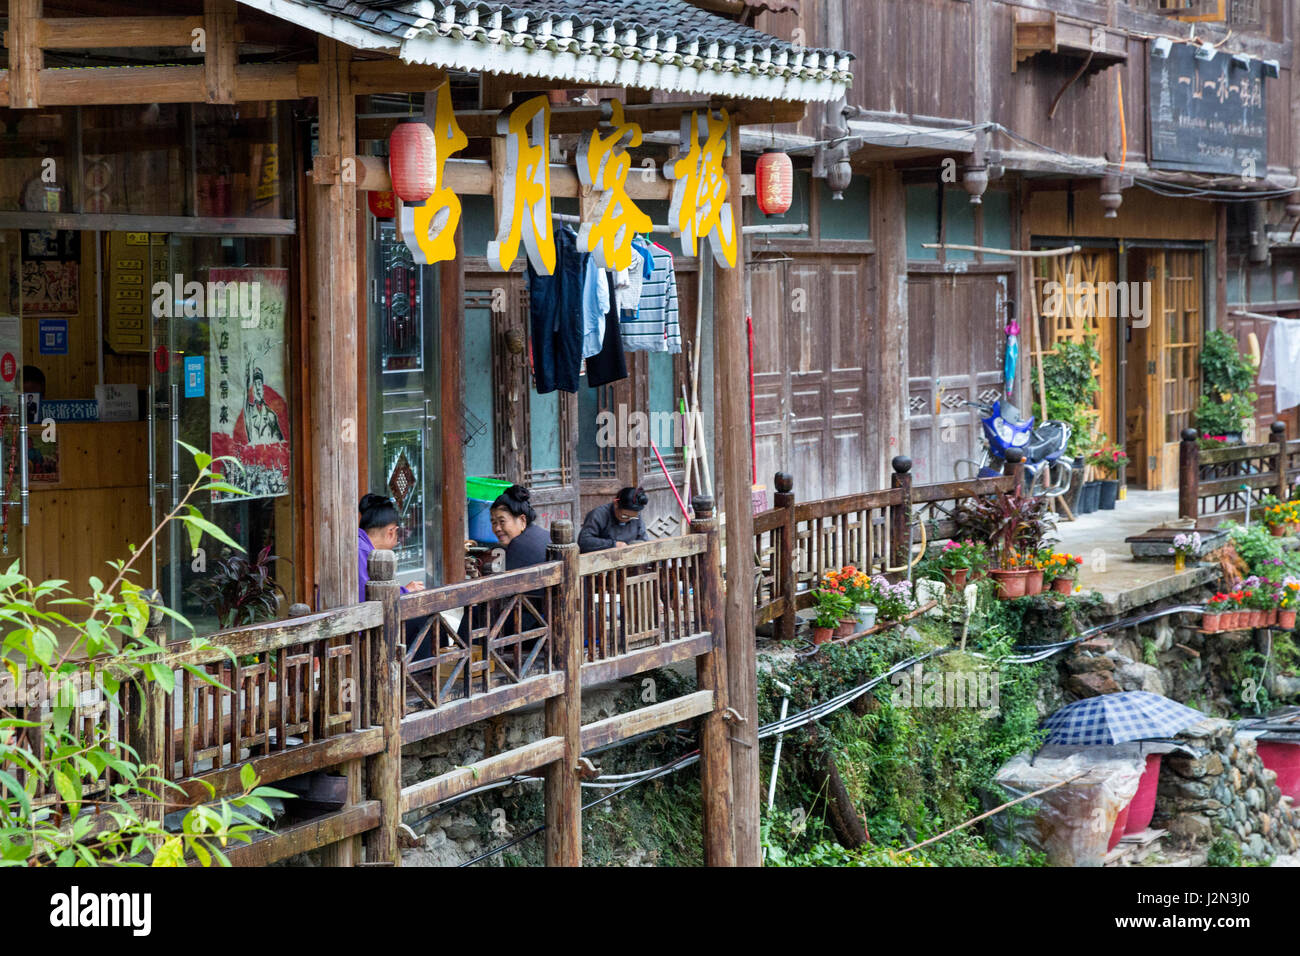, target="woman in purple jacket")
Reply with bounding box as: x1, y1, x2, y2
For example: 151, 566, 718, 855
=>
358, 493, 425, 602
